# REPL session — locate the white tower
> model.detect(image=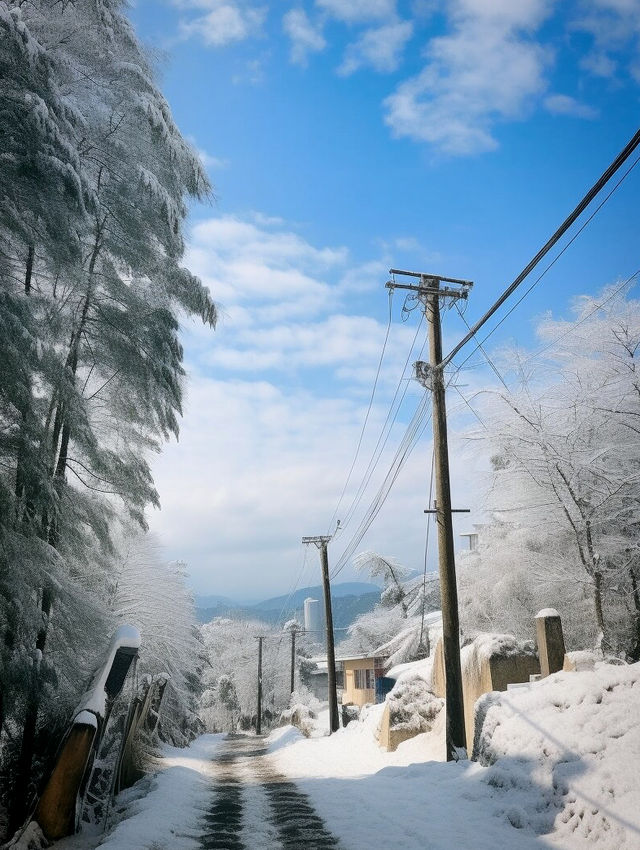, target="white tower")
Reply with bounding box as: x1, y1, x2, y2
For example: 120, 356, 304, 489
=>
303, 597, 321, 635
